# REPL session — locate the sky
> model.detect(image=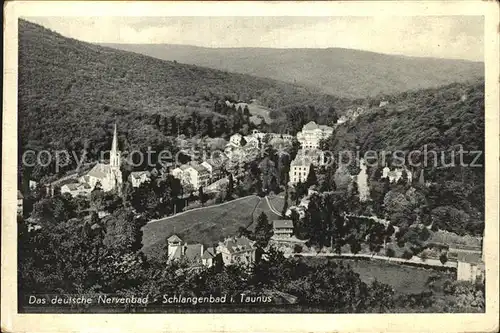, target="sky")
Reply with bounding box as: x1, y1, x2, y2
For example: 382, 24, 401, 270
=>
25, 16, 484, 61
